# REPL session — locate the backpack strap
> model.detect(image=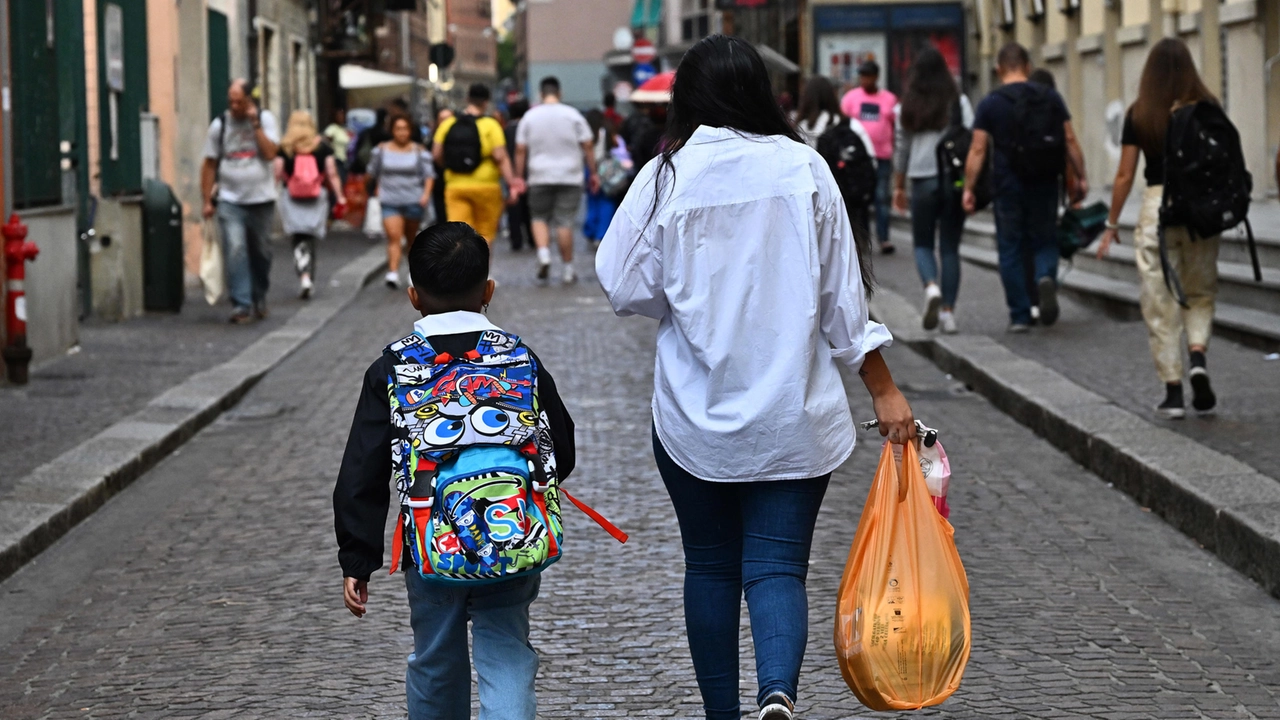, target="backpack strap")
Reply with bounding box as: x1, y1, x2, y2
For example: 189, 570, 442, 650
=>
387, 332, 439, 367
